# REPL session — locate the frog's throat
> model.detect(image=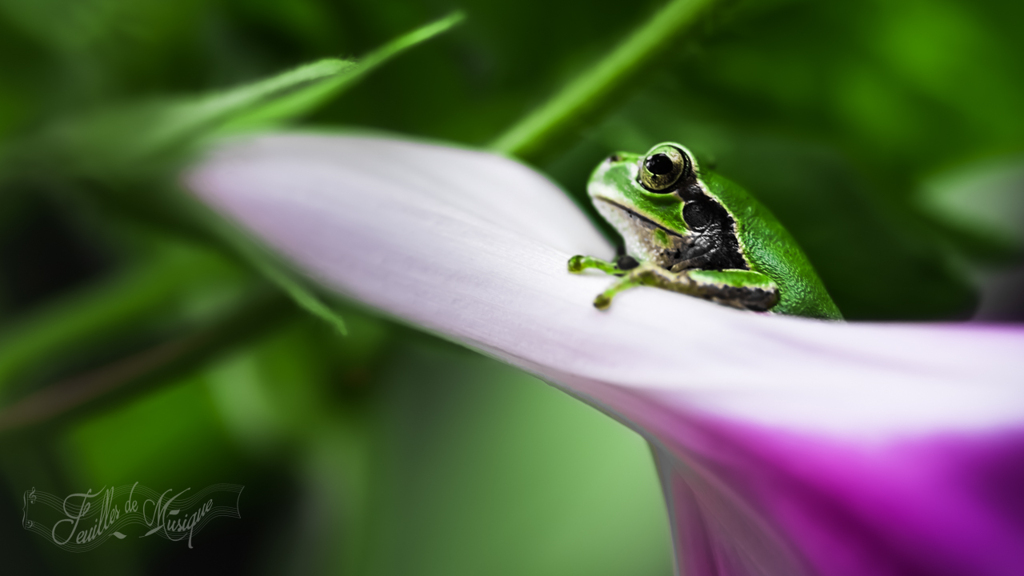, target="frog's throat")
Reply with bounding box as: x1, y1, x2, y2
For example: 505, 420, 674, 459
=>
593, 197, 682, 239
592, 197, 693, 270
